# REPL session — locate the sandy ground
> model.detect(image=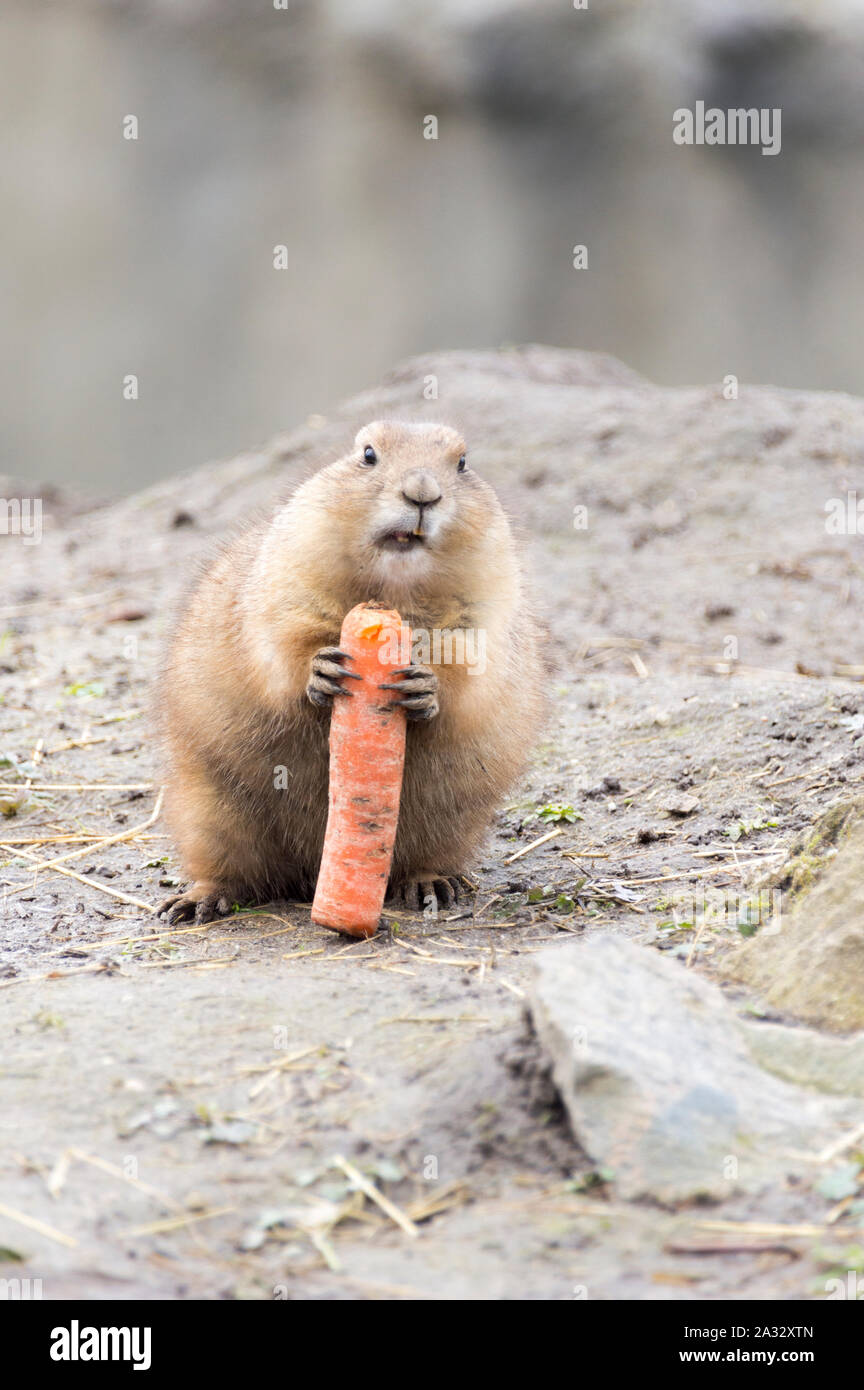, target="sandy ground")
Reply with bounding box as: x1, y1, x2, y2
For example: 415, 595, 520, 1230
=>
2, 347, 863, 1300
